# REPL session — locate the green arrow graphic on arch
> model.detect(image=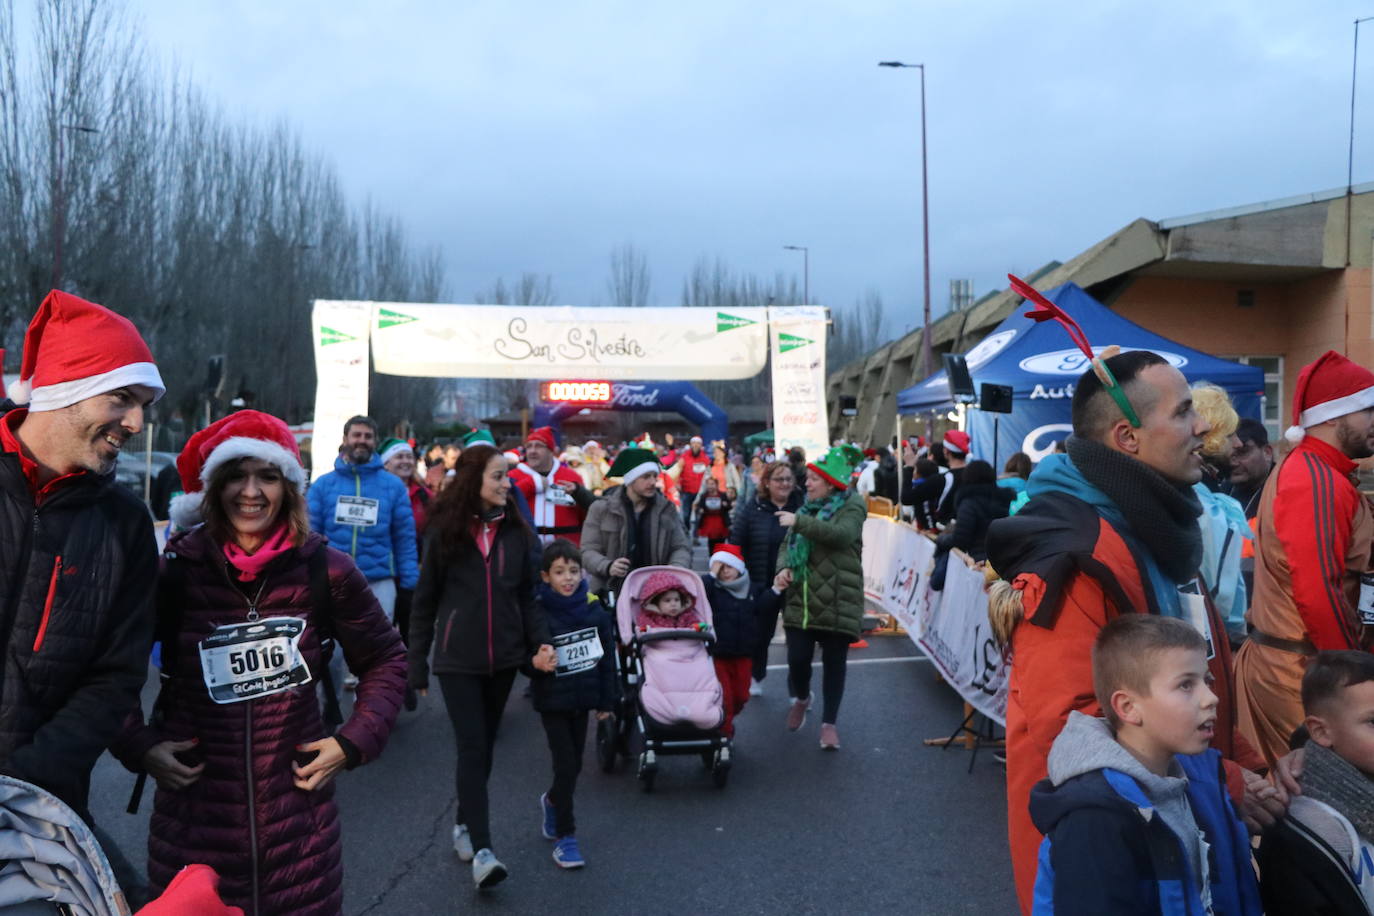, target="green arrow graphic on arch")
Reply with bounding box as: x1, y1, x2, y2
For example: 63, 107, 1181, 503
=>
377, 308, 418, 329
319, 326, 357, 346
778, 332, 814, 353
716, 312, 756, 333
